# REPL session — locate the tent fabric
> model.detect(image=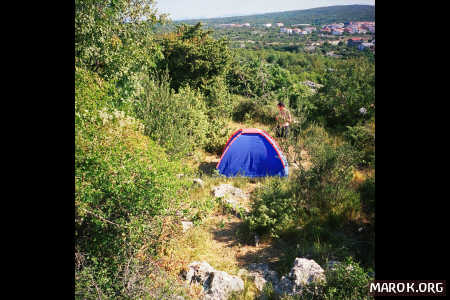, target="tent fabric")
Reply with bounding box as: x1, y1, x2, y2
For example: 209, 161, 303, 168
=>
216, 128, 288, 177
